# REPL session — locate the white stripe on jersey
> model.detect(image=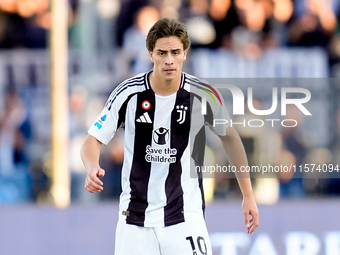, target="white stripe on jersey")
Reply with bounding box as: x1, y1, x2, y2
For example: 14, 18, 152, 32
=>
119, 95, 137, 218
